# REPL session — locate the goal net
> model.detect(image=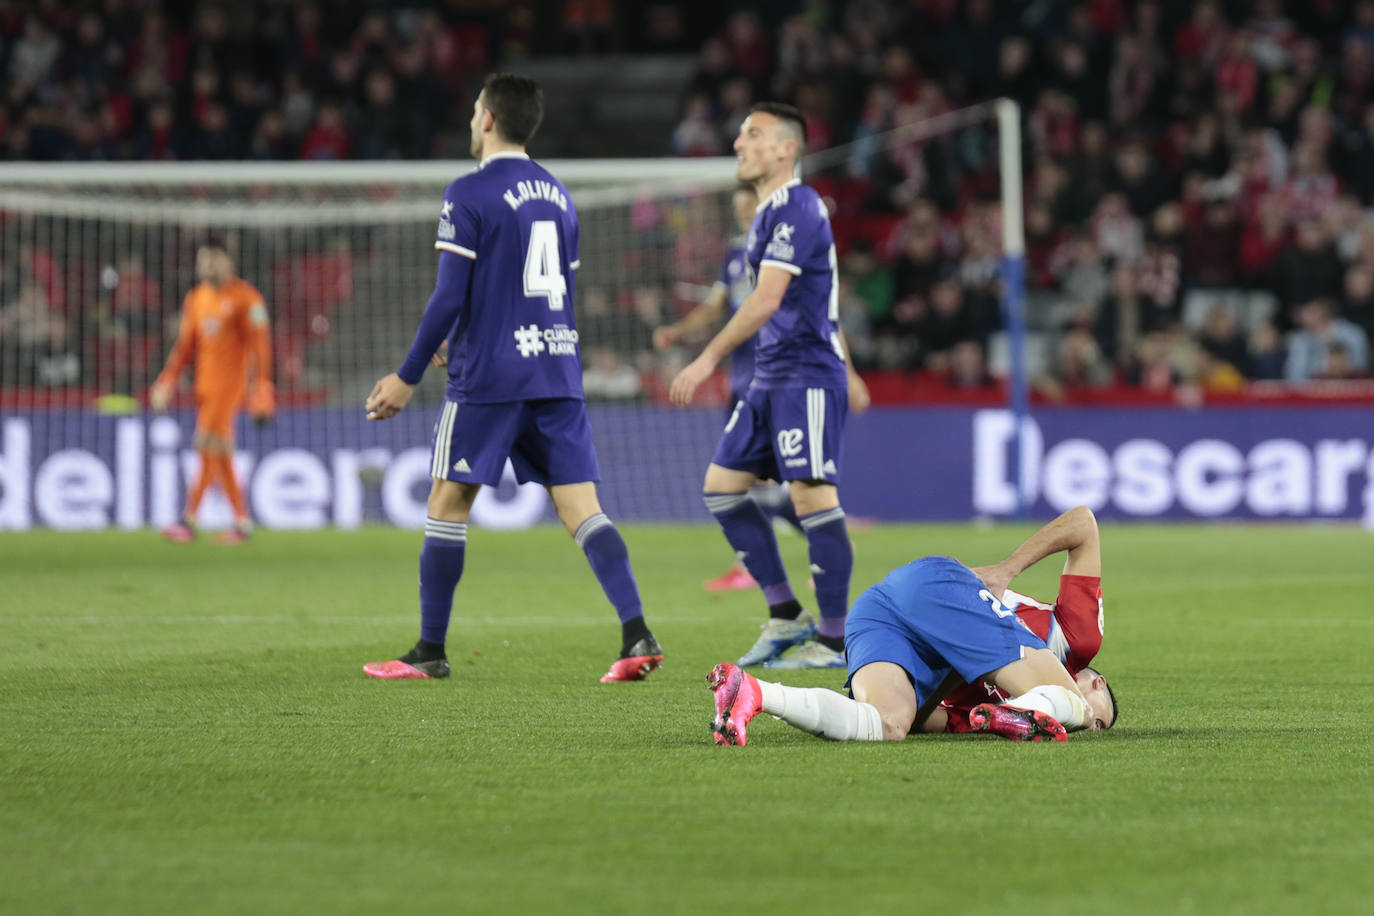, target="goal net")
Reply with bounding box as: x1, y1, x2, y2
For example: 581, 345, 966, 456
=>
0, 159, 746, 530
0, 105, 1021, 530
